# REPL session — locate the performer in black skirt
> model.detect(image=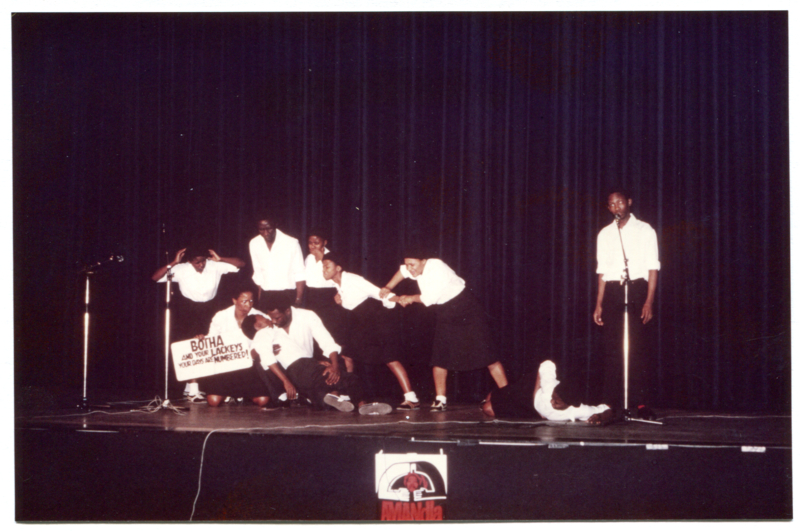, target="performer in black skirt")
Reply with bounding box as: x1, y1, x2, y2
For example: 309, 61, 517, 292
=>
320, 252, 420, 410
379, 251, 508, 411
304, 228, 350, 365
152, 245, 245, 400
198, 285, 287, 408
